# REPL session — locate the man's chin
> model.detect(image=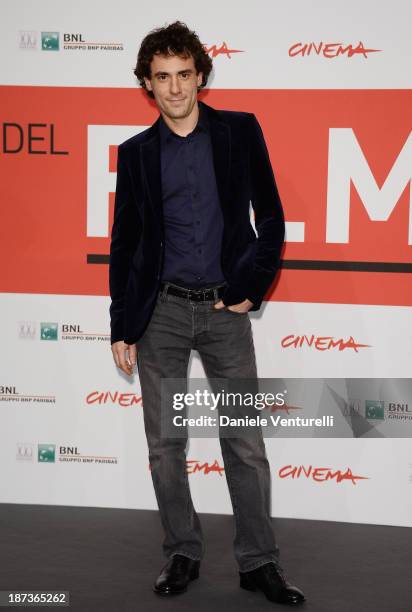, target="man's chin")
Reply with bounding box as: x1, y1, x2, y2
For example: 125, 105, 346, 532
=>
165, 106, 189, 119
166, 110, 185, 118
